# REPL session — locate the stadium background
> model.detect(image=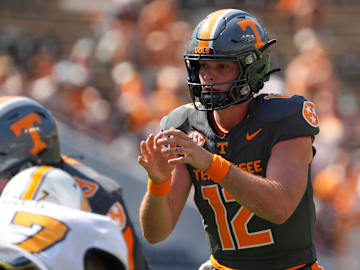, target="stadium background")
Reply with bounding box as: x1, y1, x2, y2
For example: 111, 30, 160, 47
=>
0, 0, 359, 269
